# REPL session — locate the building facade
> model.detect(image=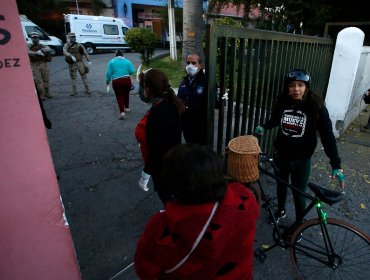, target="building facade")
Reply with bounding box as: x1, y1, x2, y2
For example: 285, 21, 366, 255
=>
63, 1, 211, 42
114, 0, 207, 40
115, 0, 181, 28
